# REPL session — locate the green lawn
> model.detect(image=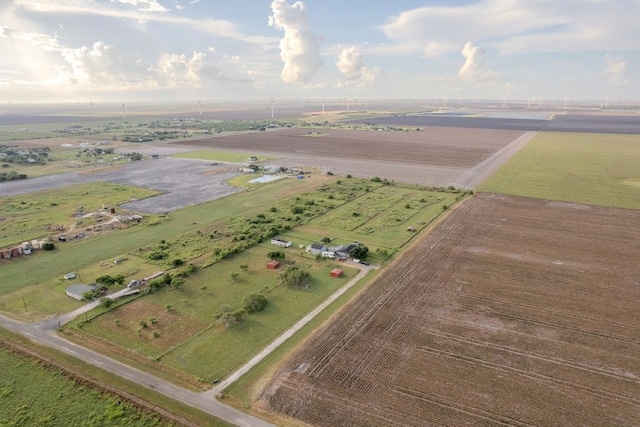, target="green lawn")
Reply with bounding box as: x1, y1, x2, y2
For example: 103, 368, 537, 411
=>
479, 132, 640, 209
171, 150, 276, 163
77, 243, 357, 382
